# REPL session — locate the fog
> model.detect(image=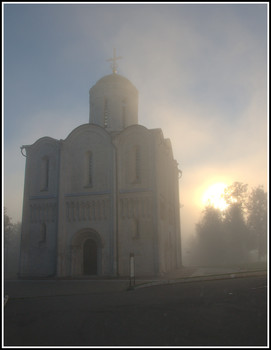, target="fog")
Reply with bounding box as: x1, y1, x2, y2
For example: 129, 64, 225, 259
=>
4, 4, 267, 266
